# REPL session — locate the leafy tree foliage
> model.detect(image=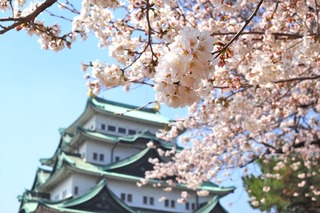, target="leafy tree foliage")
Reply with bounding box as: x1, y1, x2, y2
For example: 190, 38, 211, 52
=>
243, 156, 320, 213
